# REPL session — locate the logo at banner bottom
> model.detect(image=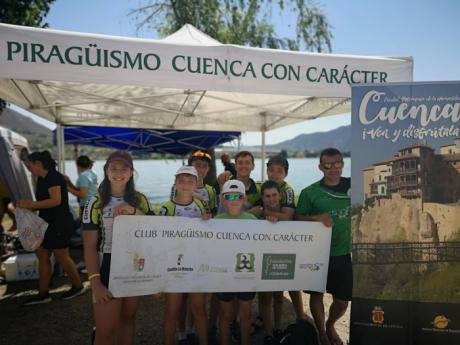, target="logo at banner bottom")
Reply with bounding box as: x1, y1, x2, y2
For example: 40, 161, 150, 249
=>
261, 253, 296, 280
133, 253, 145, 272
432, 315, 450, 329
235, 253, 255, 272
372, 306, 385, 324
